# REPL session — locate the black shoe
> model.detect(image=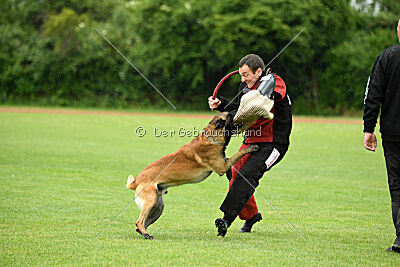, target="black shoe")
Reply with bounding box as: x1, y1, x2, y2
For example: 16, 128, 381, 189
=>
387, 245, 400, 253
240, 212, 262, 233
387, 237, 400, 253
215, 218, 229, 237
